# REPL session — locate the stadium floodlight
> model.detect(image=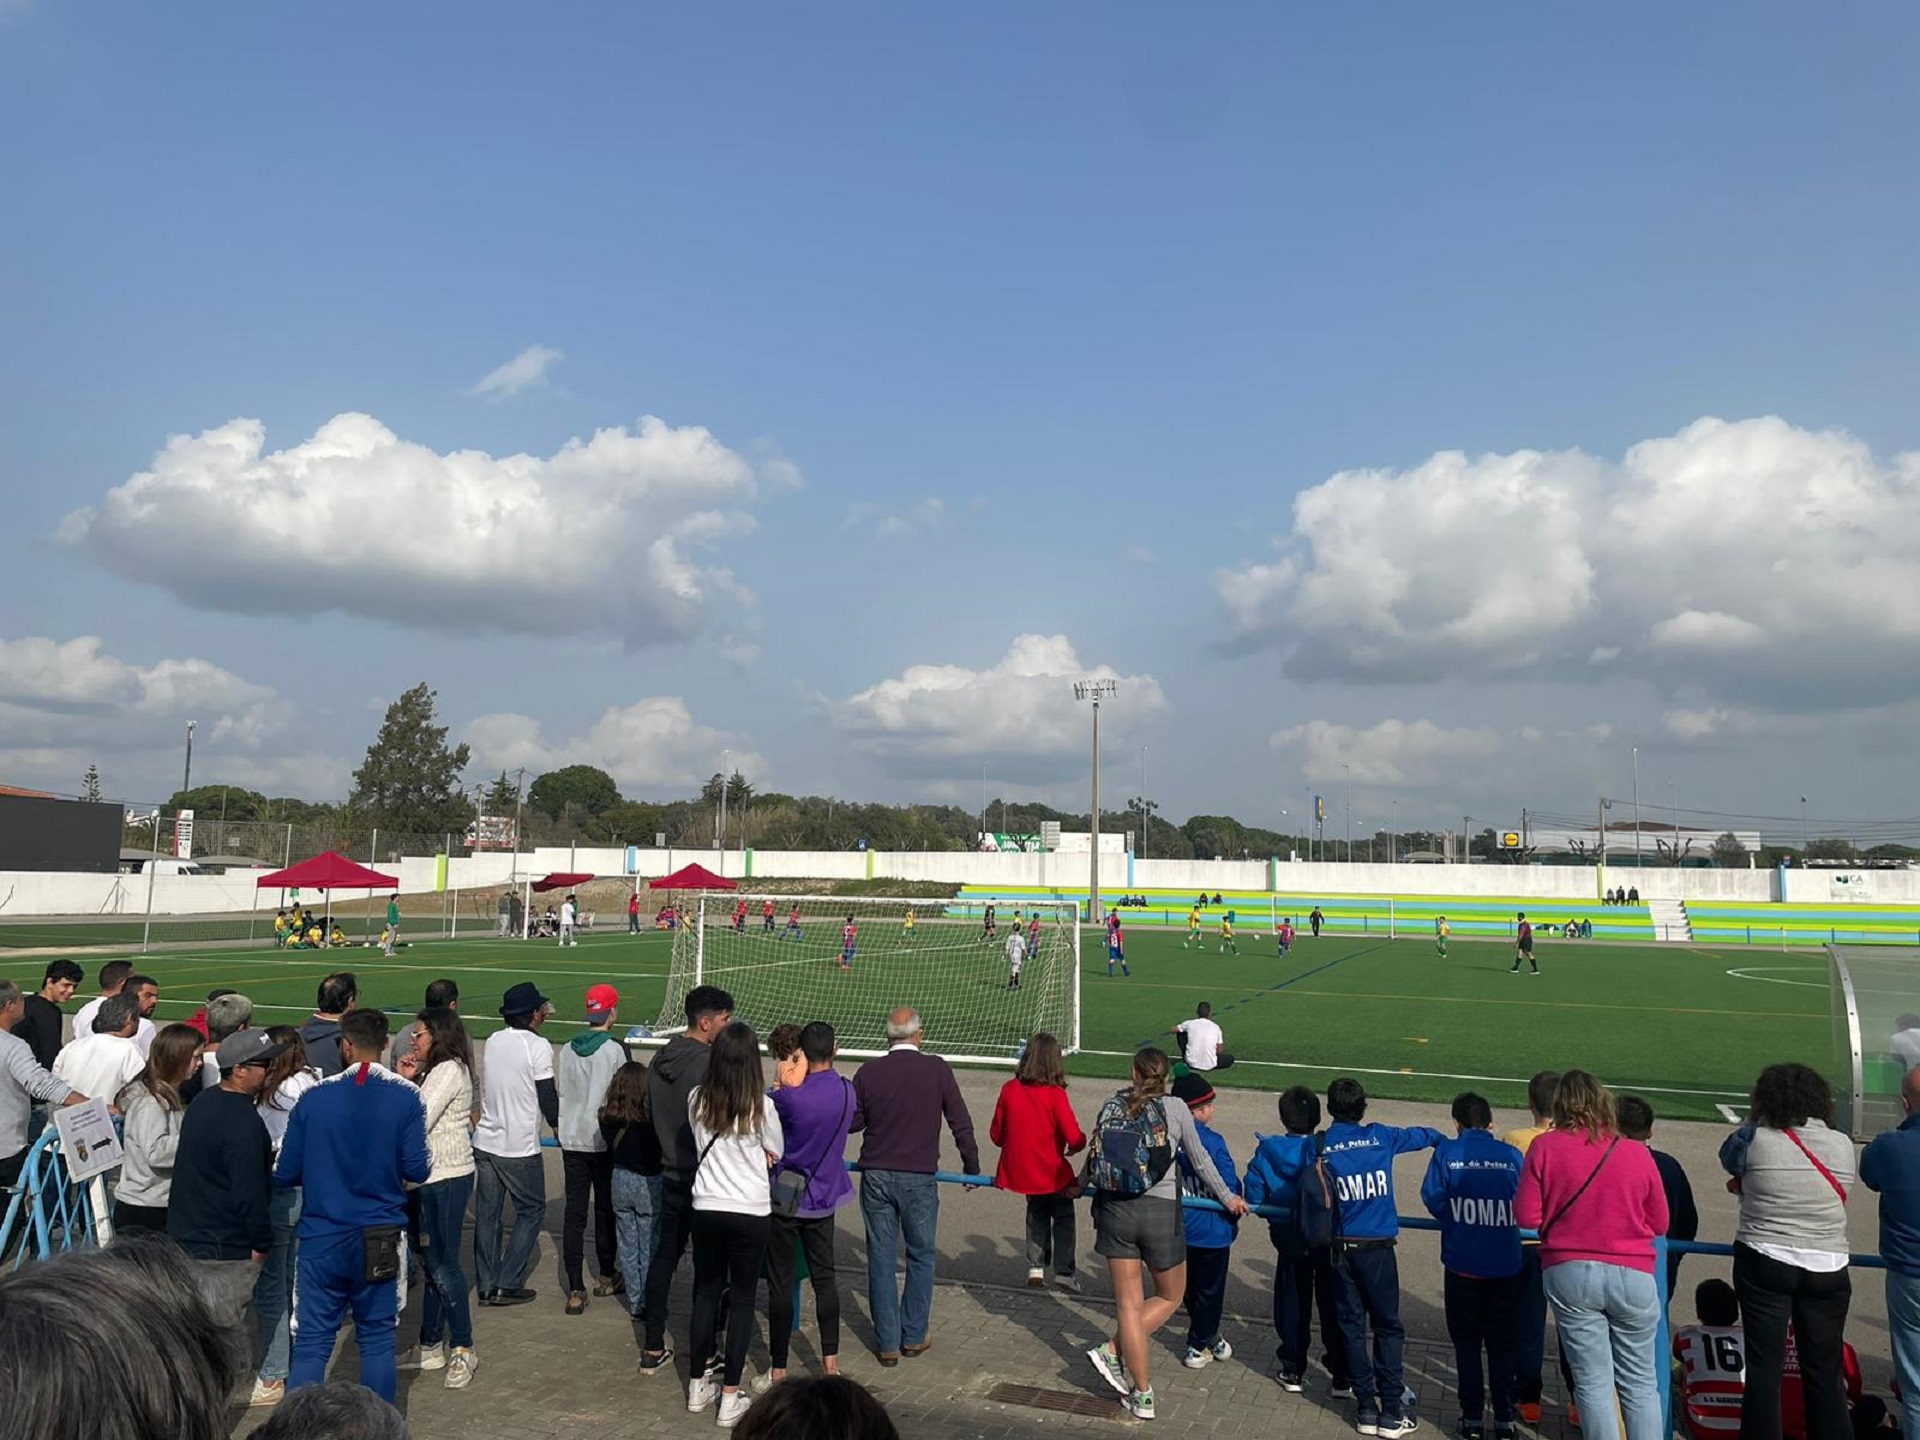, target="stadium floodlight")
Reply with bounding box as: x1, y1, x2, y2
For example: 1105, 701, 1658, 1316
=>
1073, 679, 1118, 927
